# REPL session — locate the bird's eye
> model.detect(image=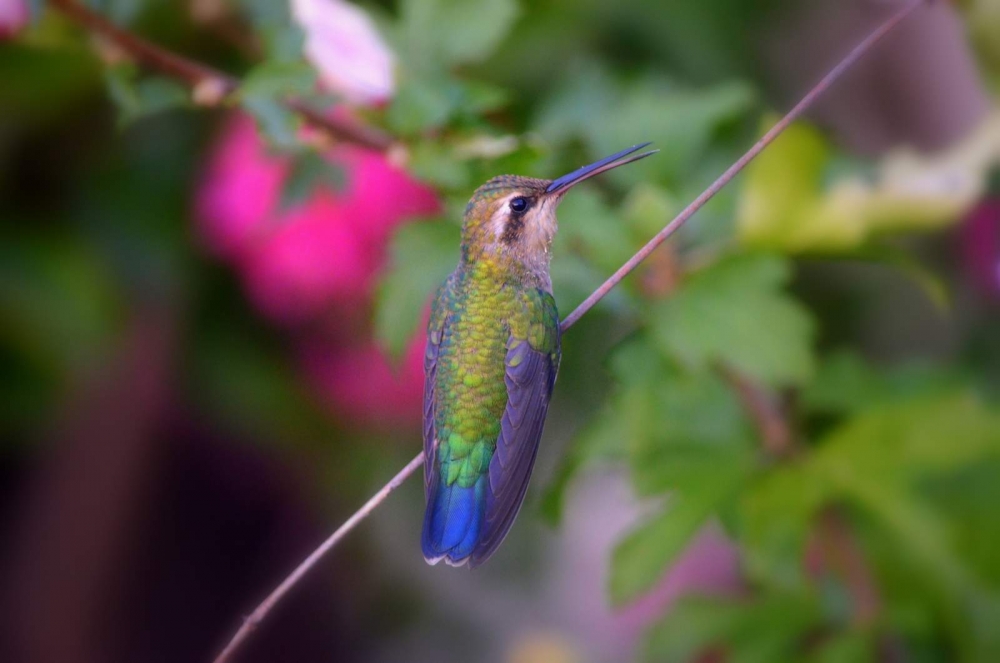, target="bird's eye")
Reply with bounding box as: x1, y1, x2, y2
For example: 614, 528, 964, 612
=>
509, 197, 528, 213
